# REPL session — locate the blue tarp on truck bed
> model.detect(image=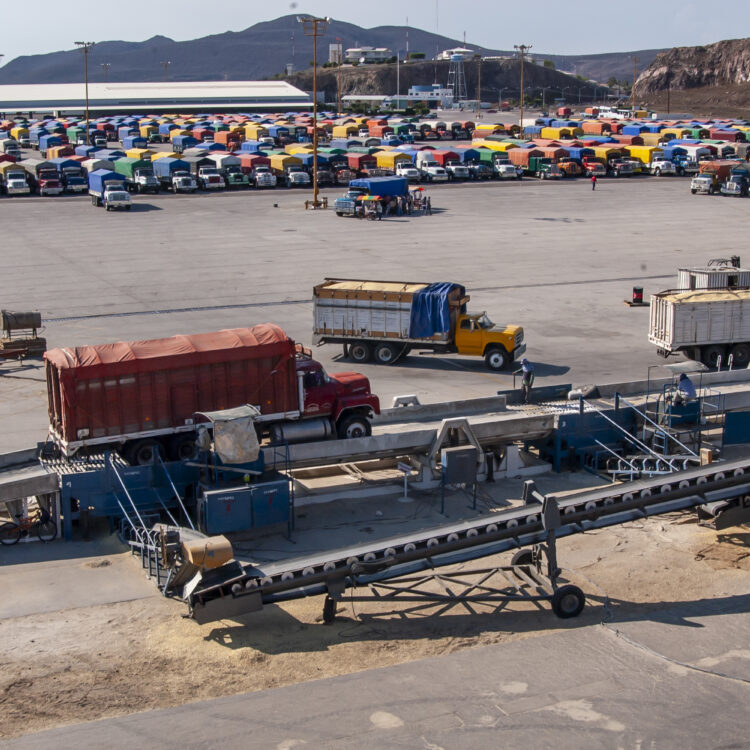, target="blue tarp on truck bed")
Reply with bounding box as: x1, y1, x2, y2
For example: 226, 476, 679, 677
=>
408, 282, 464, 339
348, 176, 409, 197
